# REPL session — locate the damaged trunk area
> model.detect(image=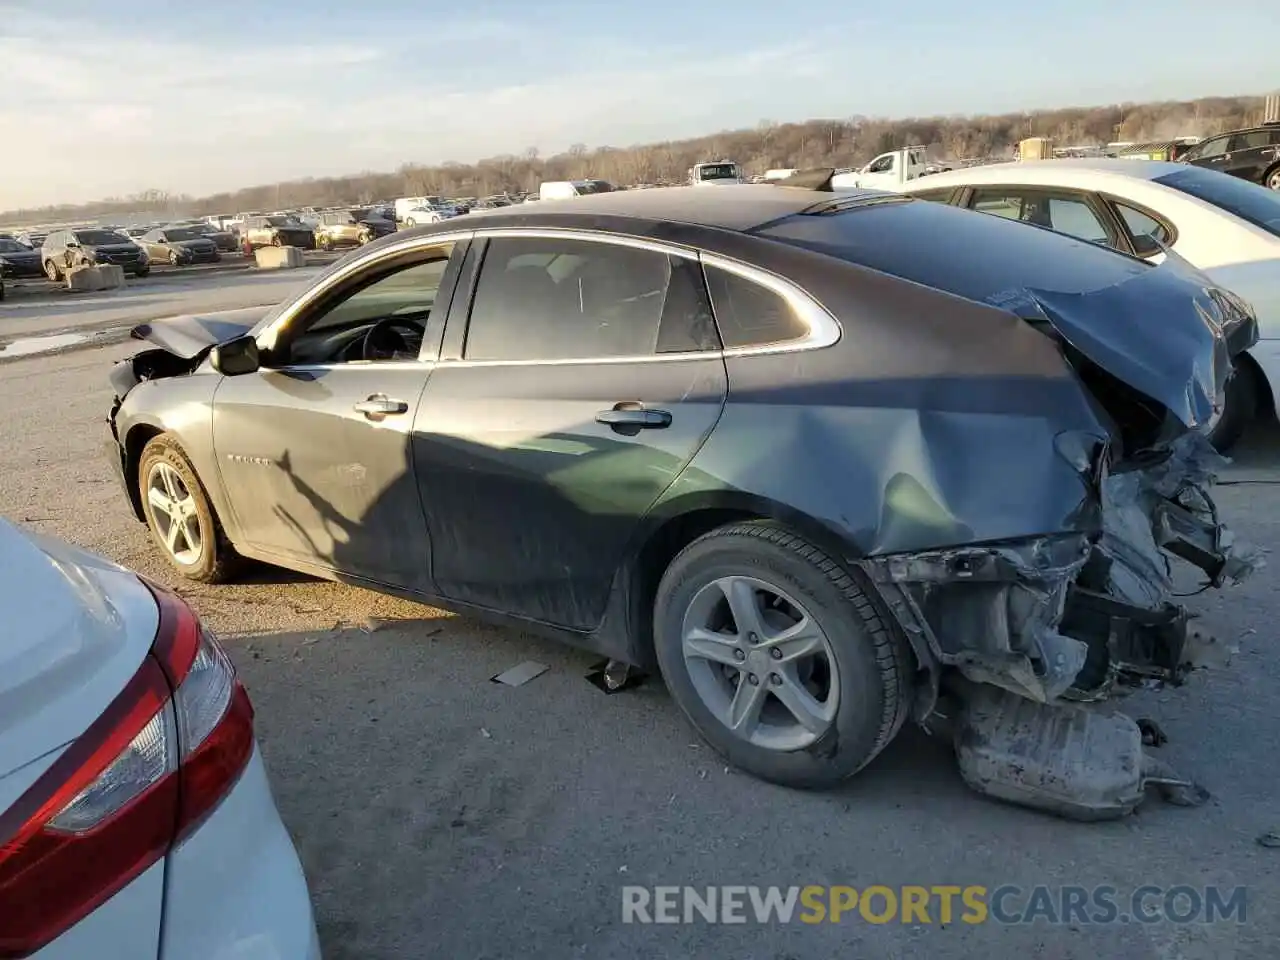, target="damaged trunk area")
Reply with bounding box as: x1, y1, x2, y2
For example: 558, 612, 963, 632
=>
864, 429, 1258, 708
861, 277, 1263, 820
